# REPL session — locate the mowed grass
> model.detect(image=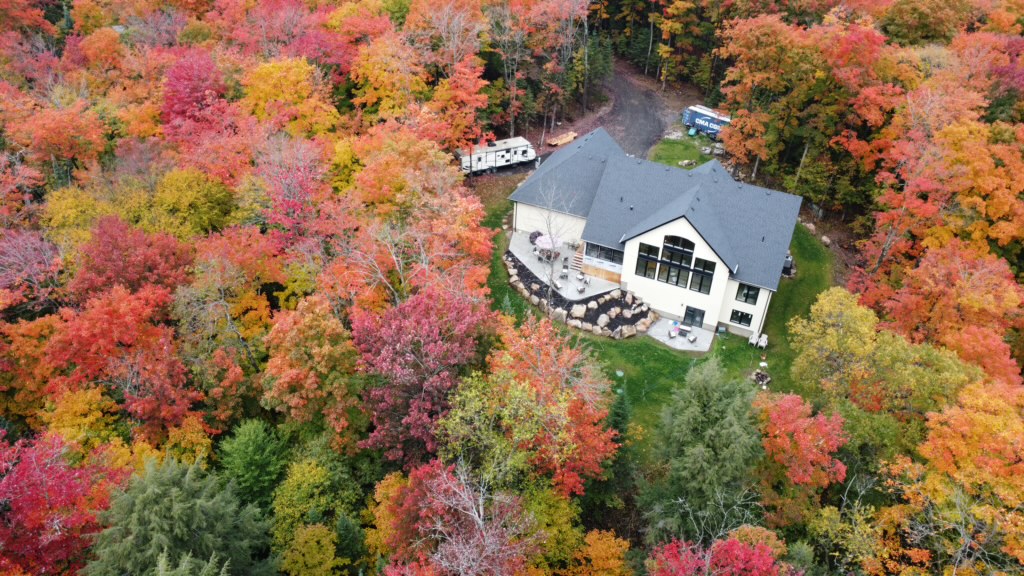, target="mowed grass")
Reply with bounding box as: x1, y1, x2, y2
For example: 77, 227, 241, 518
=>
648, 131, 714, 168
715, 224, 835, 393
